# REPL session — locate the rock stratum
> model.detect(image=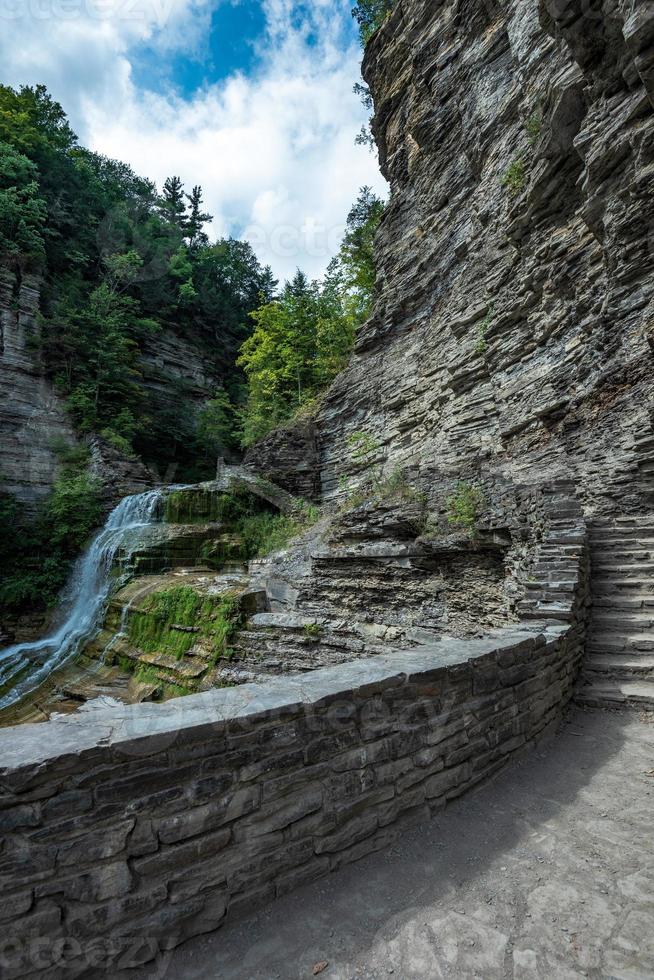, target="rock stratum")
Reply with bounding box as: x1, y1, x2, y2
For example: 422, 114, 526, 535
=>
247, 0, 654, 707
311, 0, 654, 511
